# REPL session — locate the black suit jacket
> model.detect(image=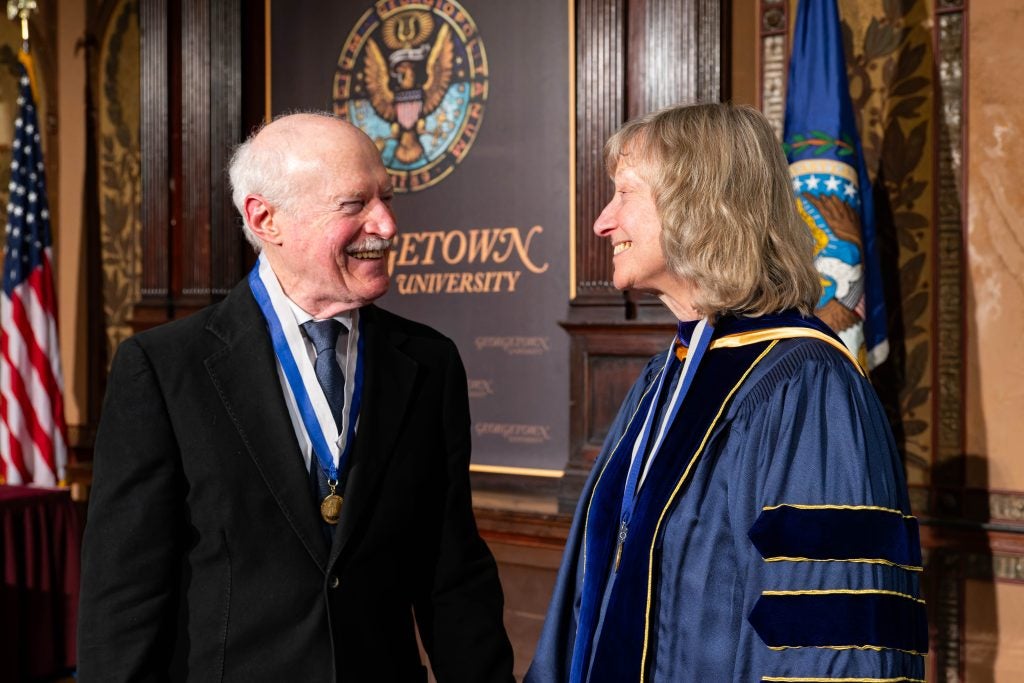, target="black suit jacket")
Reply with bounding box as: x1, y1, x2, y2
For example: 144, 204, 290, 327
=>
78, 280, 513, 682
